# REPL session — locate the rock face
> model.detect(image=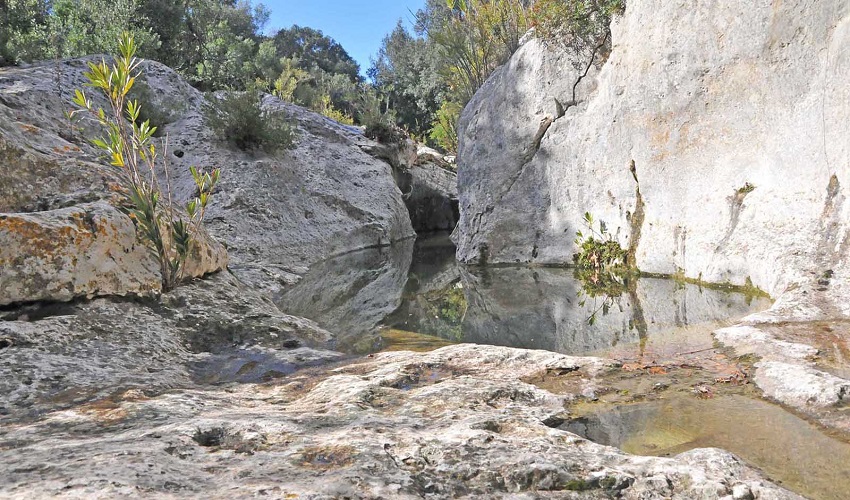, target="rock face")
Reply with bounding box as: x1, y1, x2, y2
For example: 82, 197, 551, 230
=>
0, 344, 798, 499
0, 272, 340, 422
0, 203, 158, 305
392, 146, 459, 233
455, 0, 850, 310
0, 57, 414, 303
